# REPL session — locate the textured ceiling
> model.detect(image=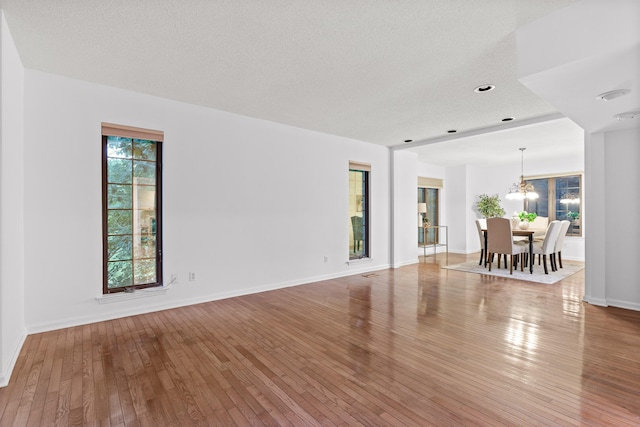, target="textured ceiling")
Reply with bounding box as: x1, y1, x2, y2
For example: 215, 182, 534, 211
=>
1, 0, 578, 147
